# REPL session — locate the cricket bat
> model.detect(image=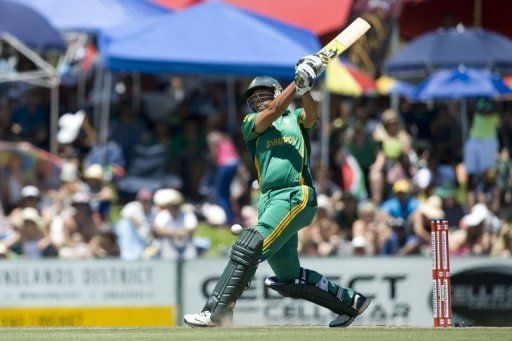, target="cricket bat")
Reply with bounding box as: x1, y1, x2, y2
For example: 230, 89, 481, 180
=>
317, 17, 371, 65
